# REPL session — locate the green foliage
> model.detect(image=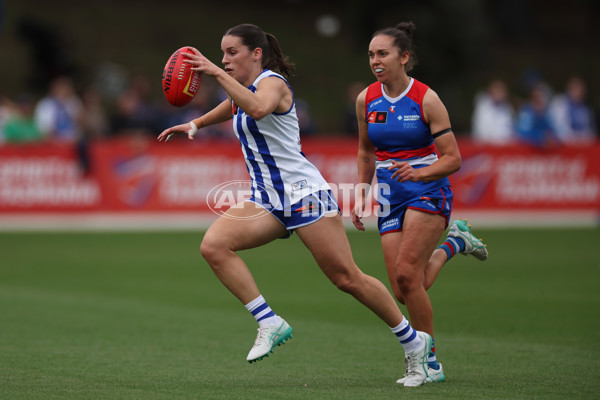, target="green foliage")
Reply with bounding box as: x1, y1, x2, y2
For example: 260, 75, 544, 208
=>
1, 228, 599, 399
